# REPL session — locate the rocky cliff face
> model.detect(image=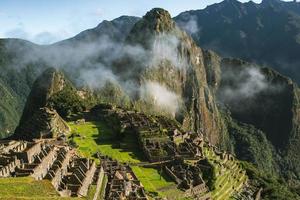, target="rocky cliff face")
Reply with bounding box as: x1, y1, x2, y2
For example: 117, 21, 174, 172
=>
175, 0, 300, 84
17, 68, 67, 124
14, 68, 72, 140
1, 5, 299, 187
14, 107, 70, 139
114, 8, 227, 145
216, 57, 300, 180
